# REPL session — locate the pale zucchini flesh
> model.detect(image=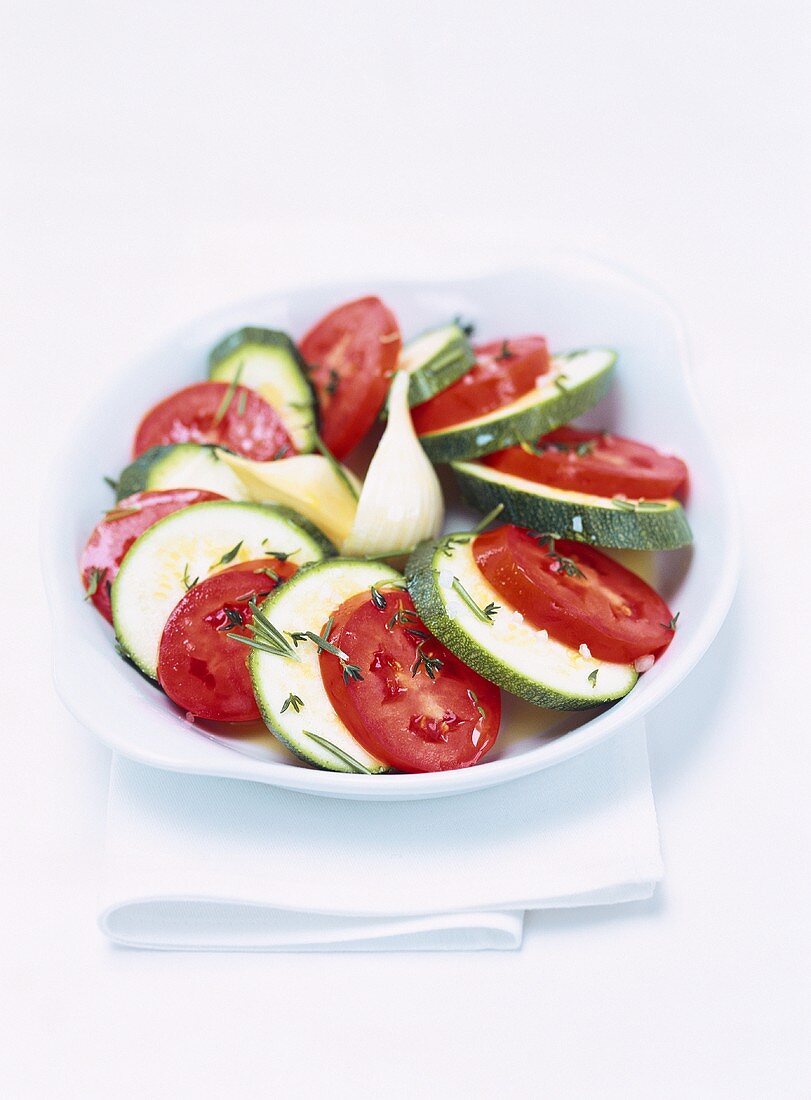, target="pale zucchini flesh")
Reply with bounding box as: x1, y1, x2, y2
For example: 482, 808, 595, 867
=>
405, 536, 637, 709
250, 559, 402, 772
111, 500, 334, 680
452, 459, 692, 550
117, 443, 249, 502
398, 322, 475, 407
208, 327, 317, 453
